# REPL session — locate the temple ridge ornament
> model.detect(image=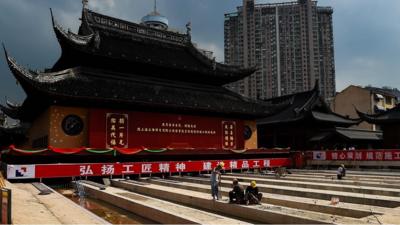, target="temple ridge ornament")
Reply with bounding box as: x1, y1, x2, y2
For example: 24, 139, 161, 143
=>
212, 57, 217, 70
82, 0, 89, 9
186, 22, 192, 39
93, 31, 101, 49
